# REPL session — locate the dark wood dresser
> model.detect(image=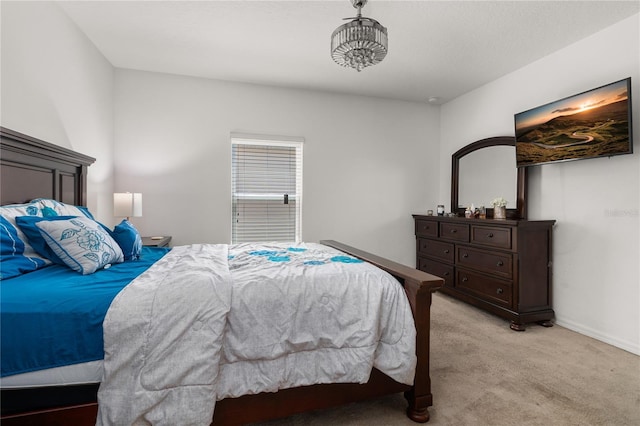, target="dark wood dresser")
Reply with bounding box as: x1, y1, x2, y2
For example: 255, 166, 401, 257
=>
413, 214, 555, 330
